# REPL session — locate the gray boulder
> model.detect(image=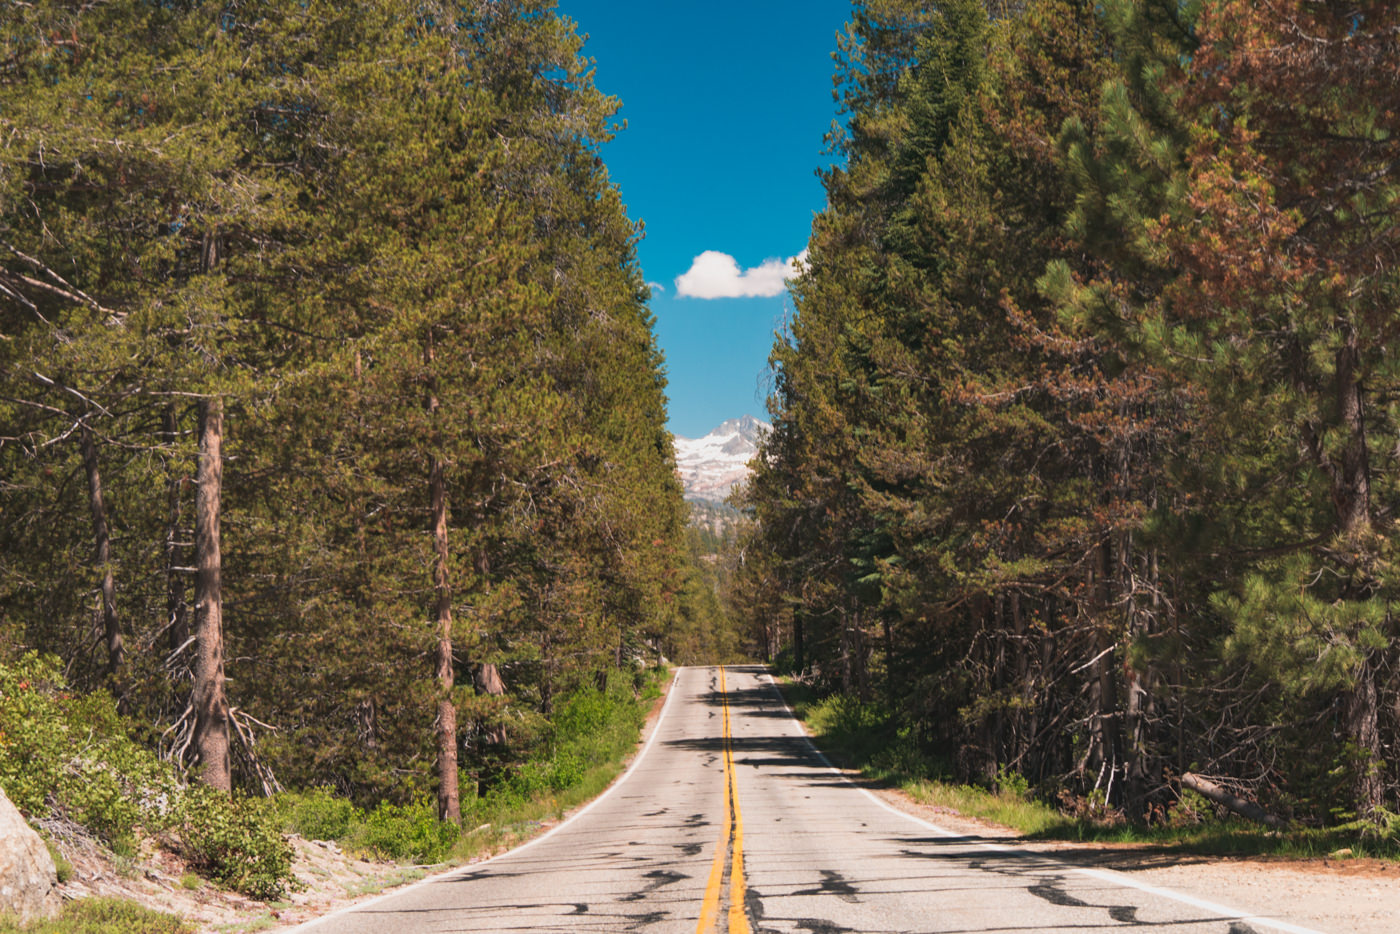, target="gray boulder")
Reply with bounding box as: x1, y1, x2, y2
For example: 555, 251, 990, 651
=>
0, 786, 60, 924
